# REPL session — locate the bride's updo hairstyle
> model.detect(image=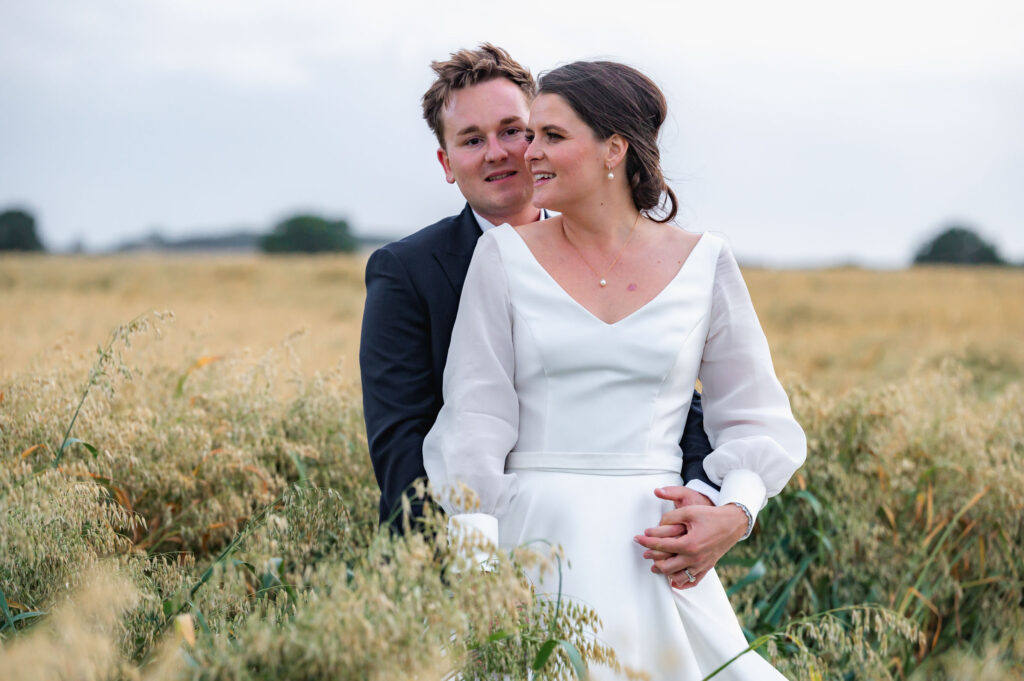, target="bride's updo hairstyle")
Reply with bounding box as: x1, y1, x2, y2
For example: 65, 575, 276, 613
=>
538, 61, 678, 223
